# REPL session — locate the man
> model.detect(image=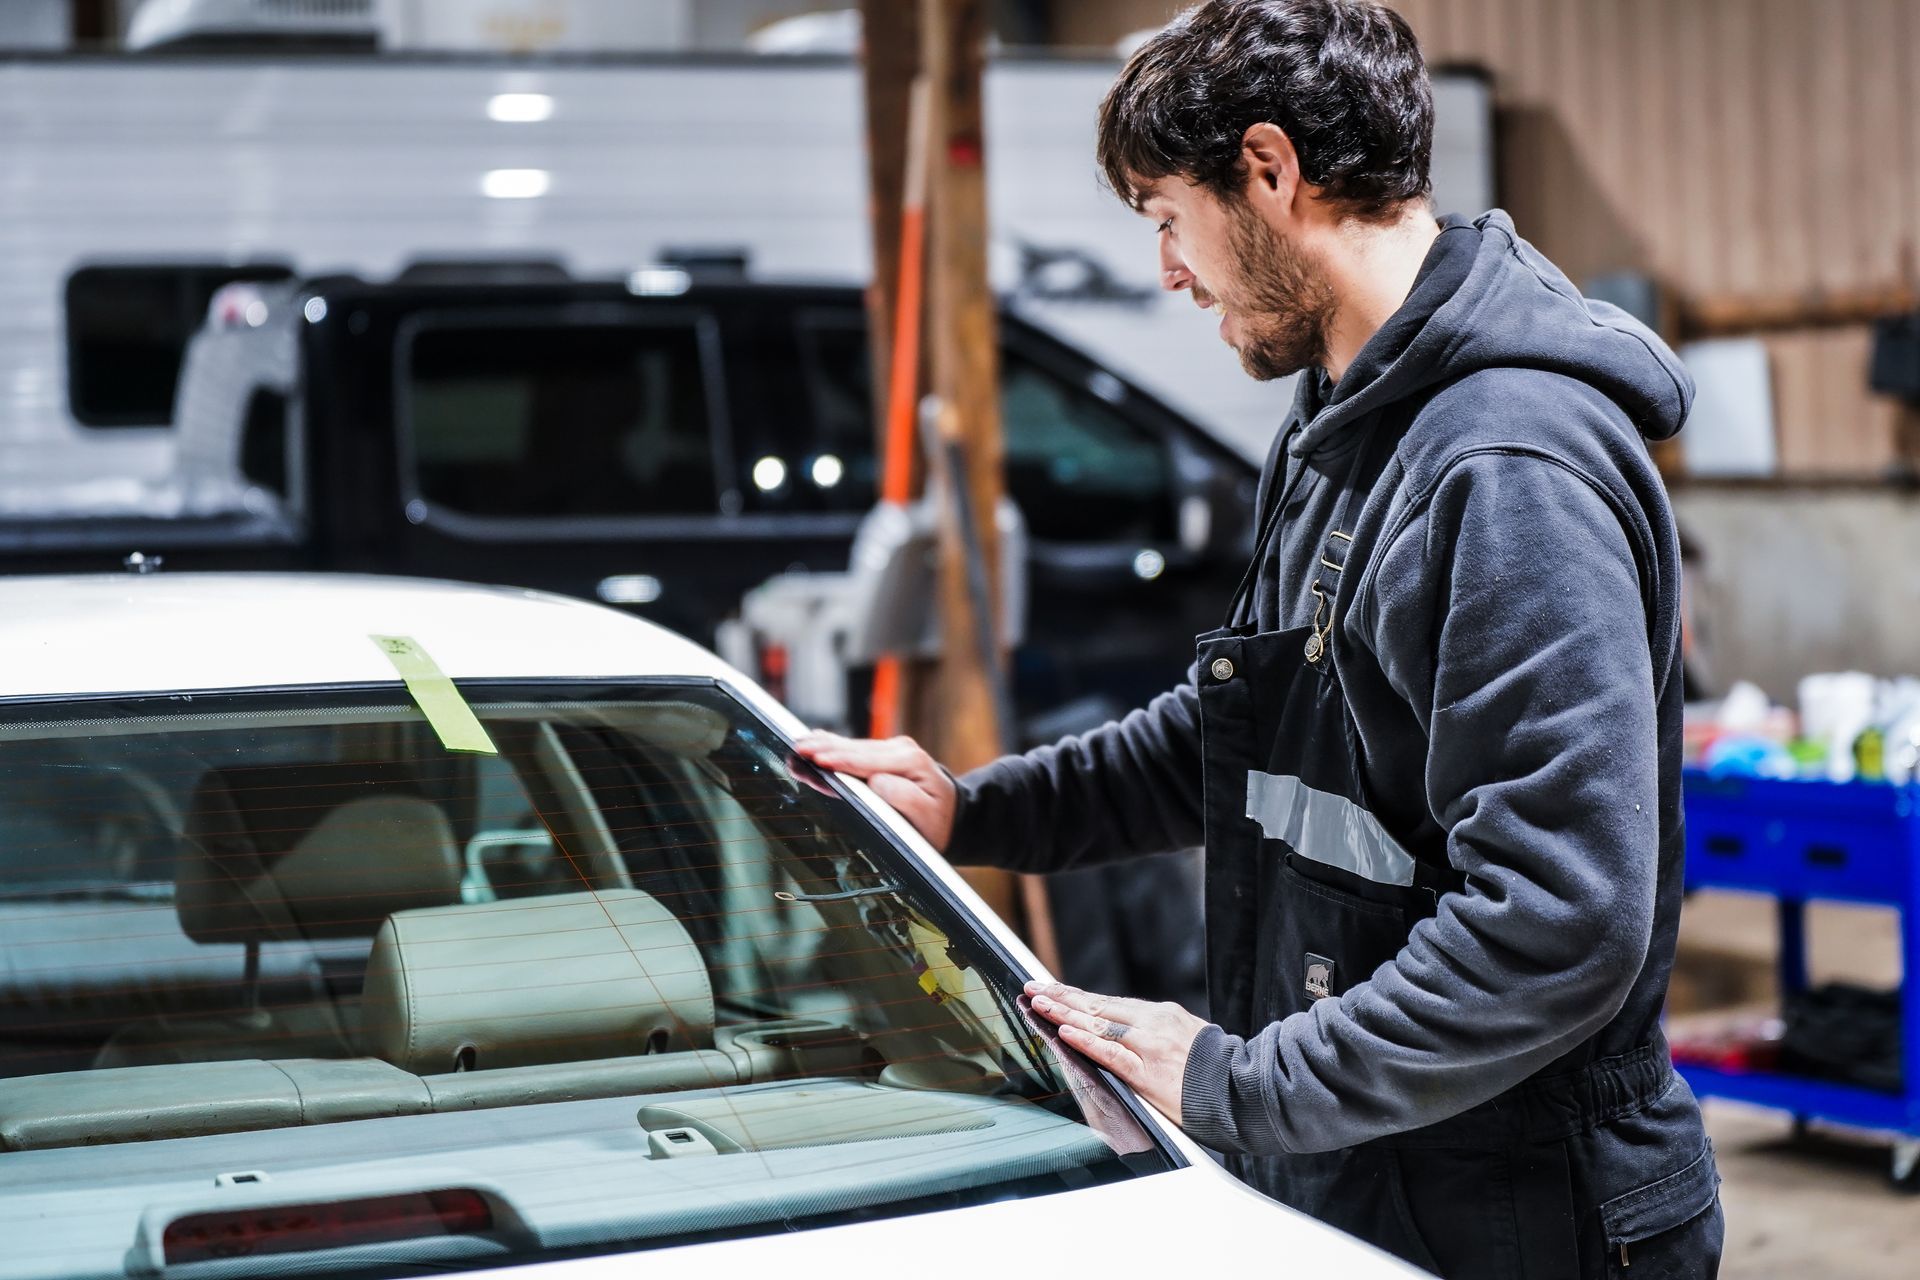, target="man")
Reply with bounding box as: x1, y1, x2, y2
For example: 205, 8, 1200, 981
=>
798, 1, 1722, 1274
